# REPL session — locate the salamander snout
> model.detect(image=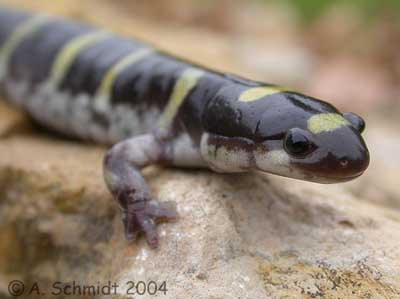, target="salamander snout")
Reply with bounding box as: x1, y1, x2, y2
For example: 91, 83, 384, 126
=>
290, 123, 370, 183
333, 141, 370, 180
254, 112, 370, 183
